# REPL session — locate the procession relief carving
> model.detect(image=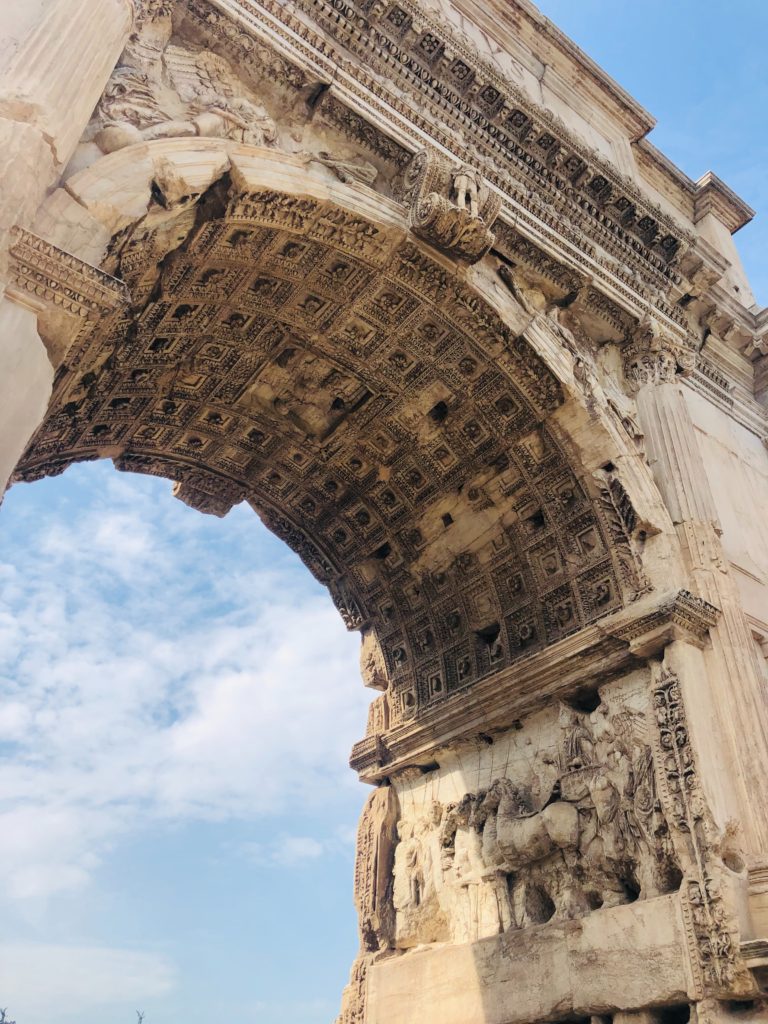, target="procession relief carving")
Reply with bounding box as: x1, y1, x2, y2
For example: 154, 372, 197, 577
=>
88, 3, 278, 154
344, 667, 755, 1012
376, 675, 683, 952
